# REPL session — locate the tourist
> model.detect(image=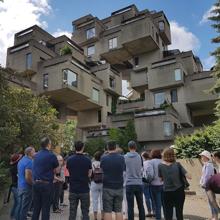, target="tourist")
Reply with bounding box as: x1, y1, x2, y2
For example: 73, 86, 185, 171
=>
205, 173, 220, 220
9, 153, 22, 220
32, 137, 59, 220
199, 150, 216, 220
149, 149, 163, 220
142, 151, 154, 217
124, 141, 145, 220
100, 141, 125, 220
91, 151, 104, 220
159, 148, 191, 220
52, 154, 65, 213
67, 141, 92, 220
17, 146, 35, 220
213, 151, 220, 172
